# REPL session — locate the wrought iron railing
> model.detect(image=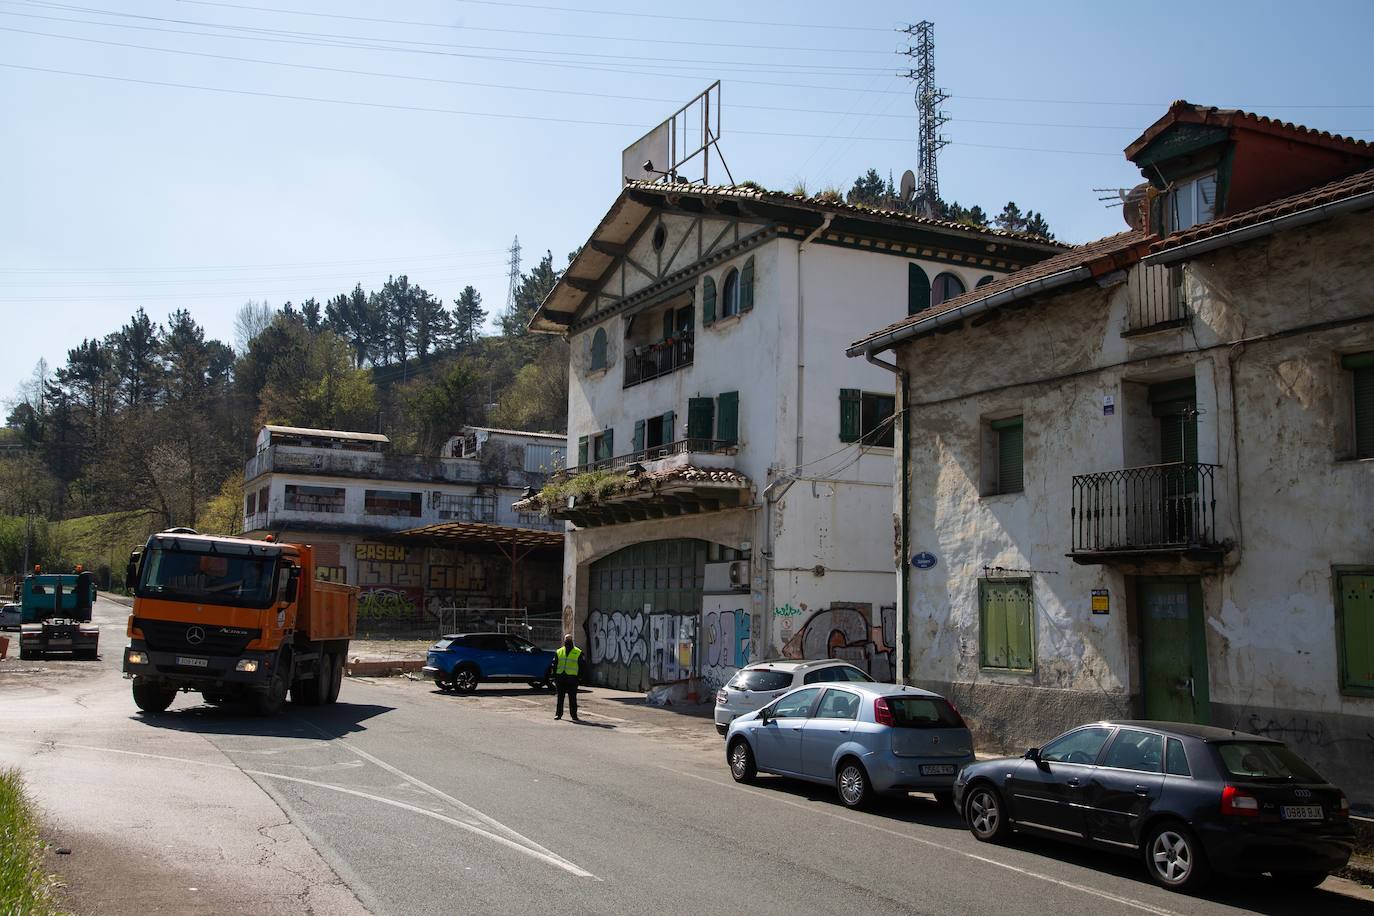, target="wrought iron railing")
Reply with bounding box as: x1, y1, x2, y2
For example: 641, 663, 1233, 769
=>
565, 437, 734, 476
624, 335, 694, 387
1071, 462, 1221, 553
1126, 263, 1188, 332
